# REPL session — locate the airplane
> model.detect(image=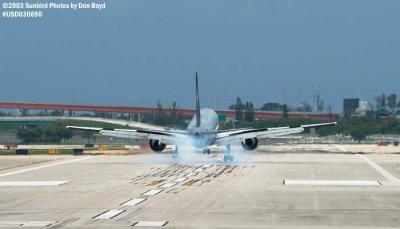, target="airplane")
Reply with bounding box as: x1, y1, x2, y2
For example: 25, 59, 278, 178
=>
67, 73, 336, 162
